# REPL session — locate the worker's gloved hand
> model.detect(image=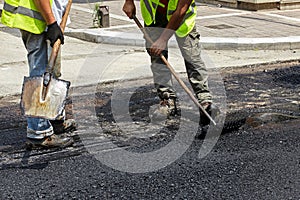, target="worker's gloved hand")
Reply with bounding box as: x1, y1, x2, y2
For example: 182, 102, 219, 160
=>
46, 21, 64, 47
